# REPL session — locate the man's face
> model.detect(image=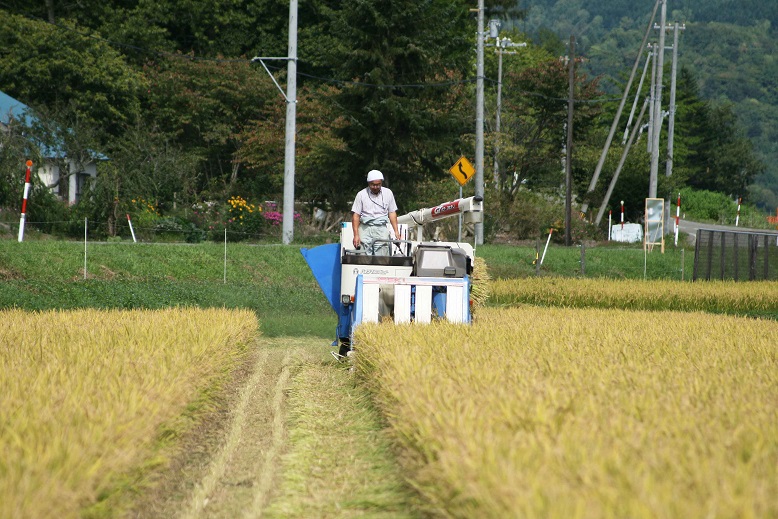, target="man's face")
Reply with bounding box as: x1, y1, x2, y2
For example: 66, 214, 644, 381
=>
368, 181, 382, 195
